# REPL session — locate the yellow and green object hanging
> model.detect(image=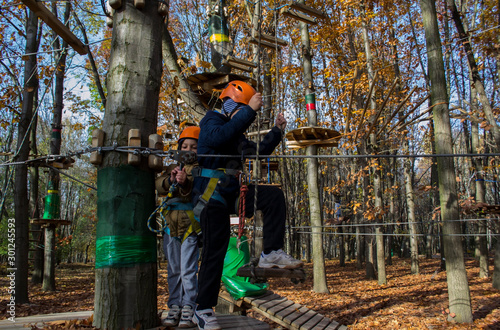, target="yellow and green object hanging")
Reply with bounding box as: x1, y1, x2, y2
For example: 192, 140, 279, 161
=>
42, 182, 60, 219
209, 13, 229, 43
